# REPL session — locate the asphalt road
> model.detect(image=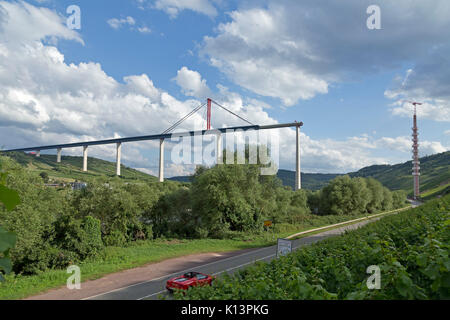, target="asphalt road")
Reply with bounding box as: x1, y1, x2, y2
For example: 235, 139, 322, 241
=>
85, 218, 380, 300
